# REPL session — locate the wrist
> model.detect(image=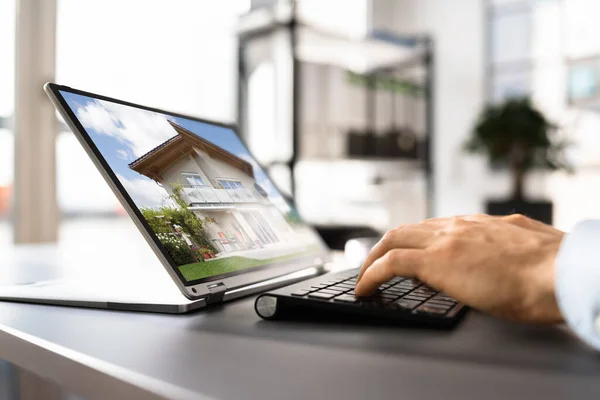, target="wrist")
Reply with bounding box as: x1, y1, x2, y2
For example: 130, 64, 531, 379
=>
523, 244, 564, 324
